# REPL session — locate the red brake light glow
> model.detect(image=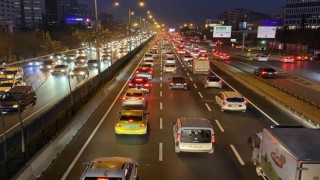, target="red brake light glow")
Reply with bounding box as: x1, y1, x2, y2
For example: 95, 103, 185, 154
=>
176, 133, 180, 143
211, 134, 215, 143
115, 123, 121, 127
